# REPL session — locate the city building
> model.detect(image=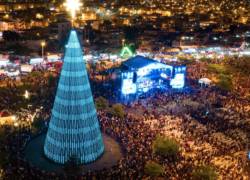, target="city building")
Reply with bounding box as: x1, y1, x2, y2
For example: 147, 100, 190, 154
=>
50, 20, 71, 42
0, 0, 51, 12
